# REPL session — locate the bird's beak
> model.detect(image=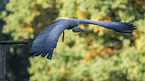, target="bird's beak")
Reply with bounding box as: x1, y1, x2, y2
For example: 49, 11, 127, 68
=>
72, 26, 84, 33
